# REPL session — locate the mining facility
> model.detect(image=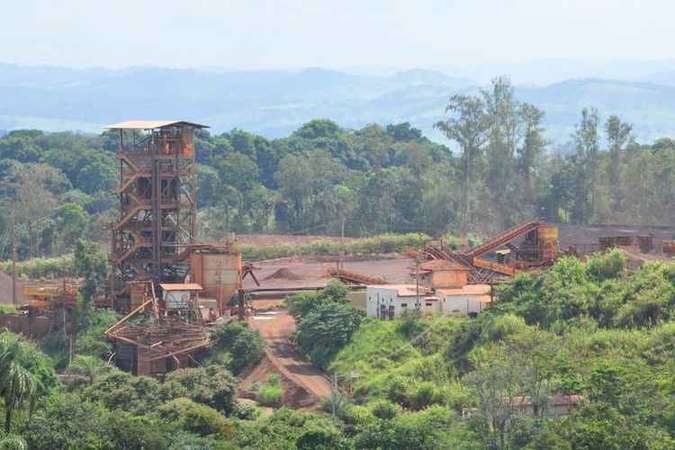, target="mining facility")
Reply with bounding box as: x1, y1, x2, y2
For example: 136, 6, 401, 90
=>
2, 119, 673, 382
